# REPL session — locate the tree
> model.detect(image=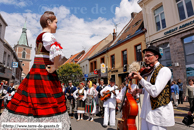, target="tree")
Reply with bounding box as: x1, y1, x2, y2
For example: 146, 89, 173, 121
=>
57, 63, 83, 87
